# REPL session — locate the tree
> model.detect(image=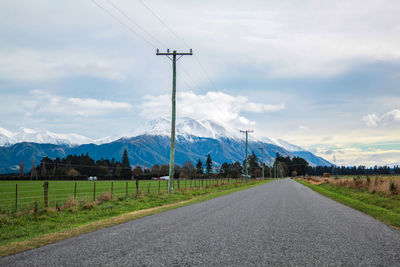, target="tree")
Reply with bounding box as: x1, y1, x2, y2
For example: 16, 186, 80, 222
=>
30, 160, 37, 180
132, 166, 143, 178
151, 164, 160, 177
196, 159, 203, 175
19, 161, 24, 177
230, 162, 243, 178
121, 149, 132, 179
248, 151, 260, 178
182, 161, 196, 178
206, 154, 212, 175
220, 162, 229, 176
